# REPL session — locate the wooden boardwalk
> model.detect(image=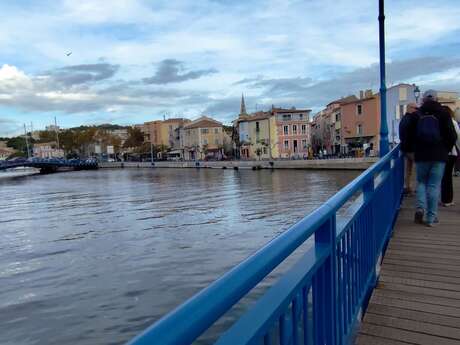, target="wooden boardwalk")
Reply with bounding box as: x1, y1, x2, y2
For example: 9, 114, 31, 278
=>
356, 178, 460, 345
